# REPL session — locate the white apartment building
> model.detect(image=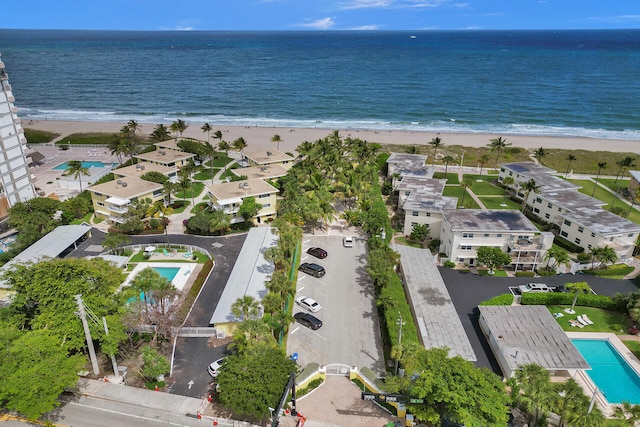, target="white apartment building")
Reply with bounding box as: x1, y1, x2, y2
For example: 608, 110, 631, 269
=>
500, 162, 640, 259
0, 54, 36, 221
397, 177, 457, 238
440, 210, 554, 271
